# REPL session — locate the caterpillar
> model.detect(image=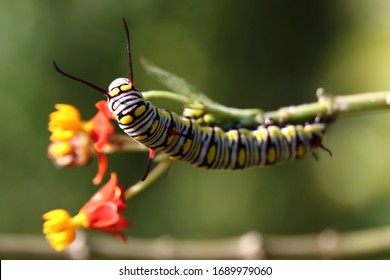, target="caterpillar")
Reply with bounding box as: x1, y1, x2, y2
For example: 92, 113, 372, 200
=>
53, 18, 331, 181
